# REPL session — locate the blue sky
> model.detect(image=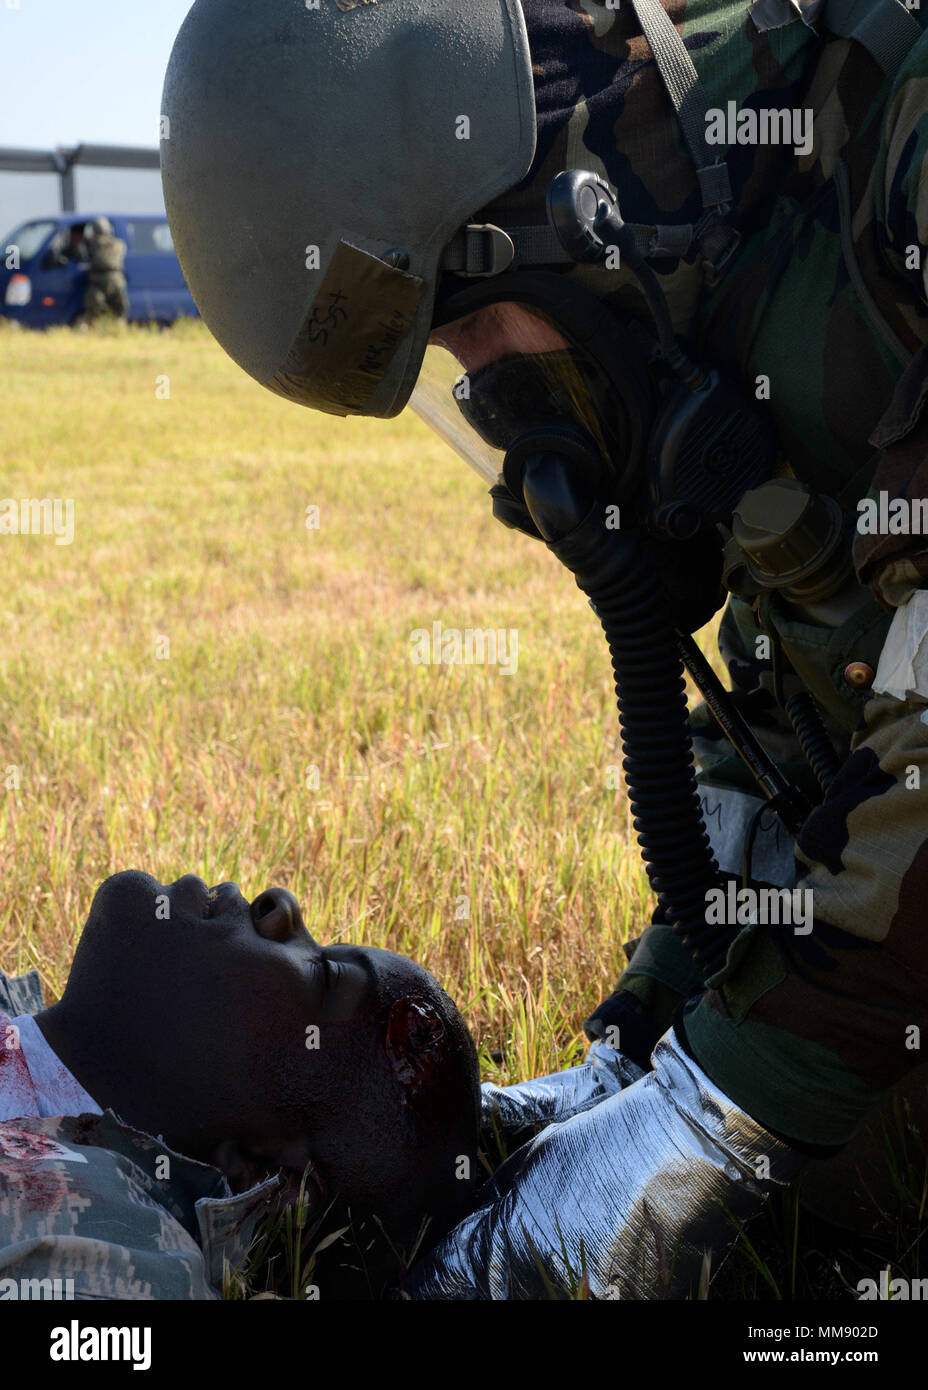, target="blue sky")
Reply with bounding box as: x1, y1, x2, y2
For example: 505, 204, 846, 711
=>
2, 0, 196, 149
